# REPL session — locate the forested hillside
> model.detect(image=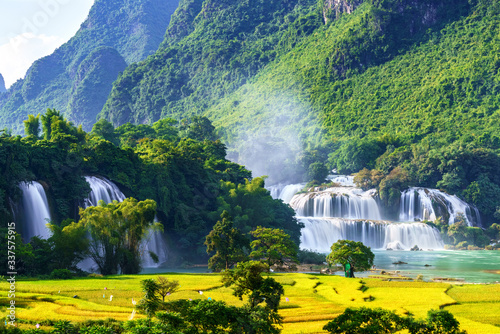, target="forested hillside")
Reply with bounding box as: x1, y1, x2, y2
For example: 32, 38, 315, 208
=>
99, 0, 500, 226
0, 113, 299, 268
0, 0, 179, 133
